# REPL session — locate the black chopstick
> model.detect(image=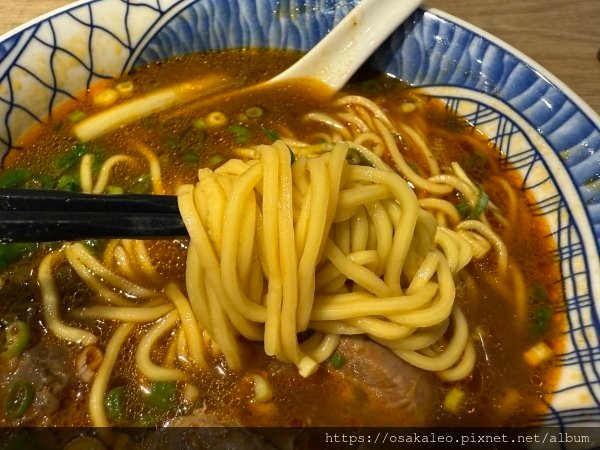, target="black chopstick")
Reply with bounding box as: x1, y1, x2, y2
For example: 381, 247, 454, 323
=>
0, 189, 186, 243
0, 189, 180, 213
